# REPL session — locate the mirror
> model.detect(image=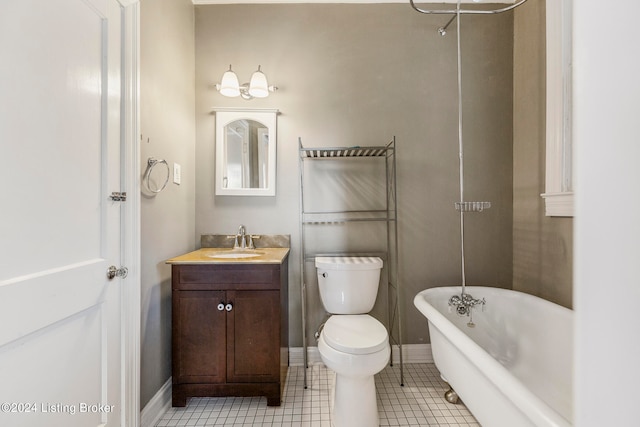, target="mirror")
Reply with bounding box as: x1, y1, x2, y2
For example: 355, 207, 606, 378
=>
215, 109, 277, 196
